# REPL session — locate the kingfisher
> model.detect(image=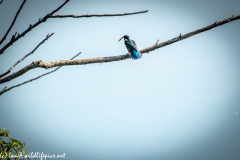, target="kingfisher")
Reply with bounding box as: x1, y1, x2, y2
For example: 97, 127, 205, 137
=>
119, 35, 142, 60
